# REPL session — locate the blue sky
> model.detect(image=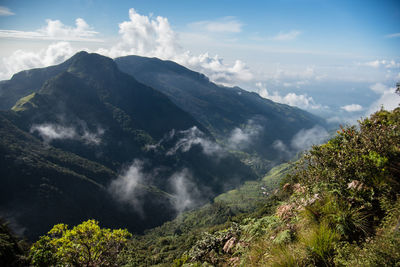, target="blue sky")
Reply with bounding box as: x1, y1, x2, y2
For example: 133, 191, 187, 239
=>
0, 0, 399, 122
